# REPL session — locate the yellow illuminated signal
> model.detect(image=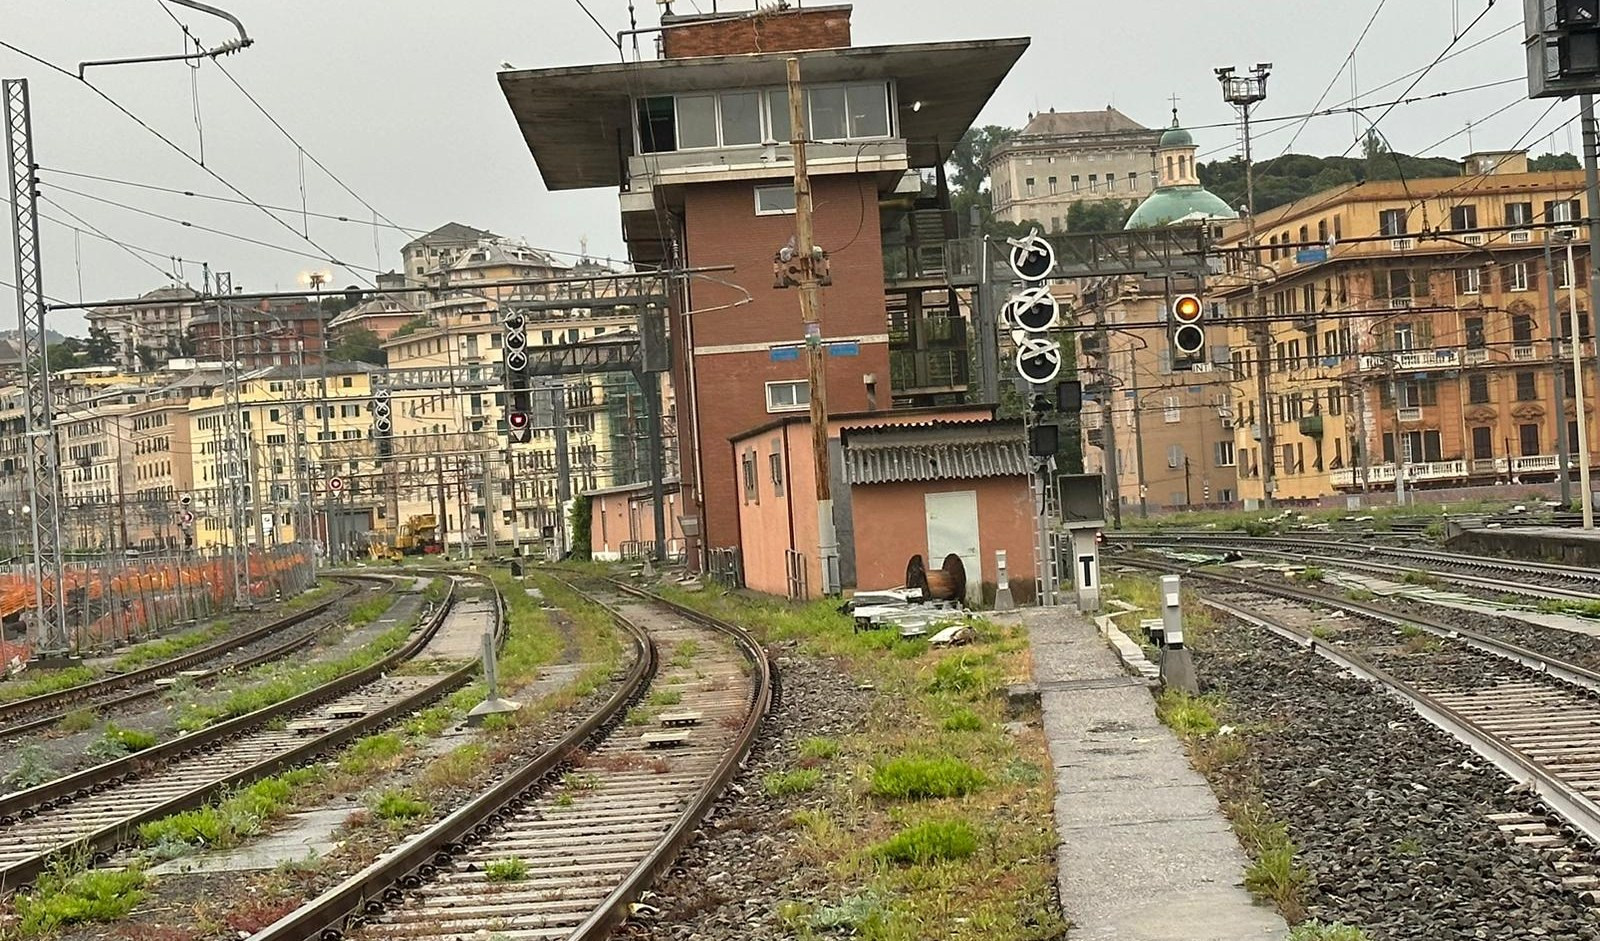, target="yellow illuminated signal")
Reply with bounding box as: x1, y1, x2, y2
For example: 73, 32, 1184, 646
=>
1173, 294, 1202, 322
